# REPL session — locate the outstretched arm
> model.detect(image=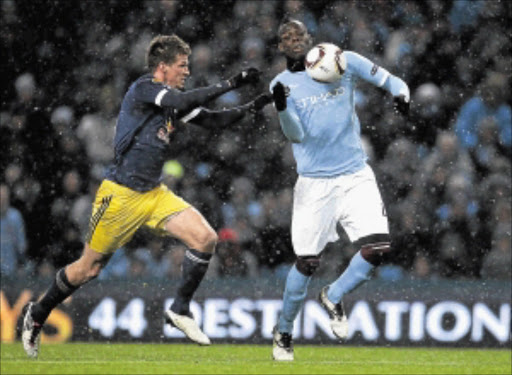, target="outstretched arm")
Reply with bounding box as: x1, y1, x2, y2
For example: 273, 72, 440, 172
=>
179, 93, 273, 129
345, 51, 410, 115
134, 68, 262, 113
